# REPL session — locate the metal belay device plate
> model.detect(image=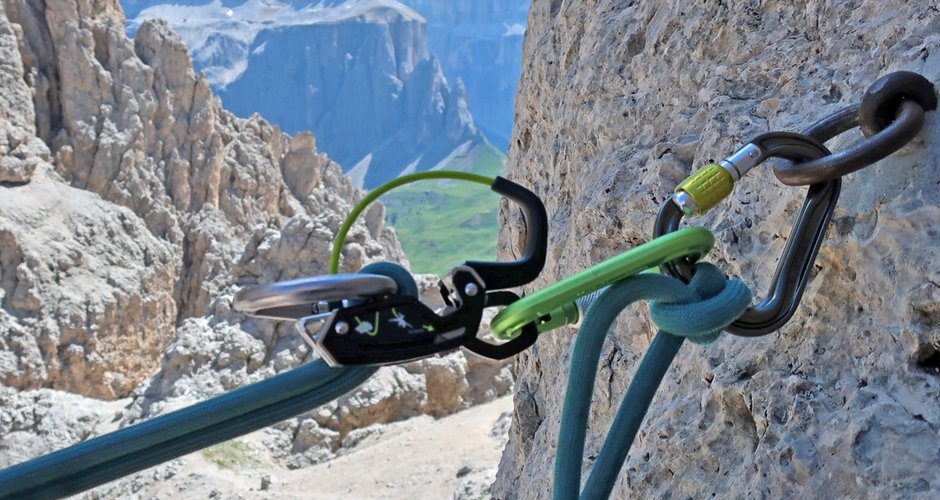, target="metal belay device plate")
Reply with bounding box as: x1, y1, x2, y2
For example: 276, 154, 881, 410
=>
233, 274, 399, 320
